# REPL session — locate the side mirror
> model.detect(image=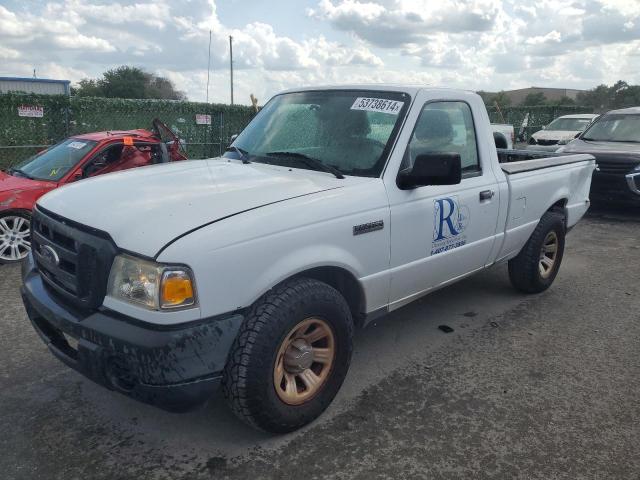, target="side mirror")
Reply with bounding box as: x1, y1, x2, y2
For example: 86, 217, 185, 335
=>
541, 125, 546, 130
397, 153, 462, 190
71, 171, 83, 181
230, 134, 238, 142
574, 132, 581, 138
